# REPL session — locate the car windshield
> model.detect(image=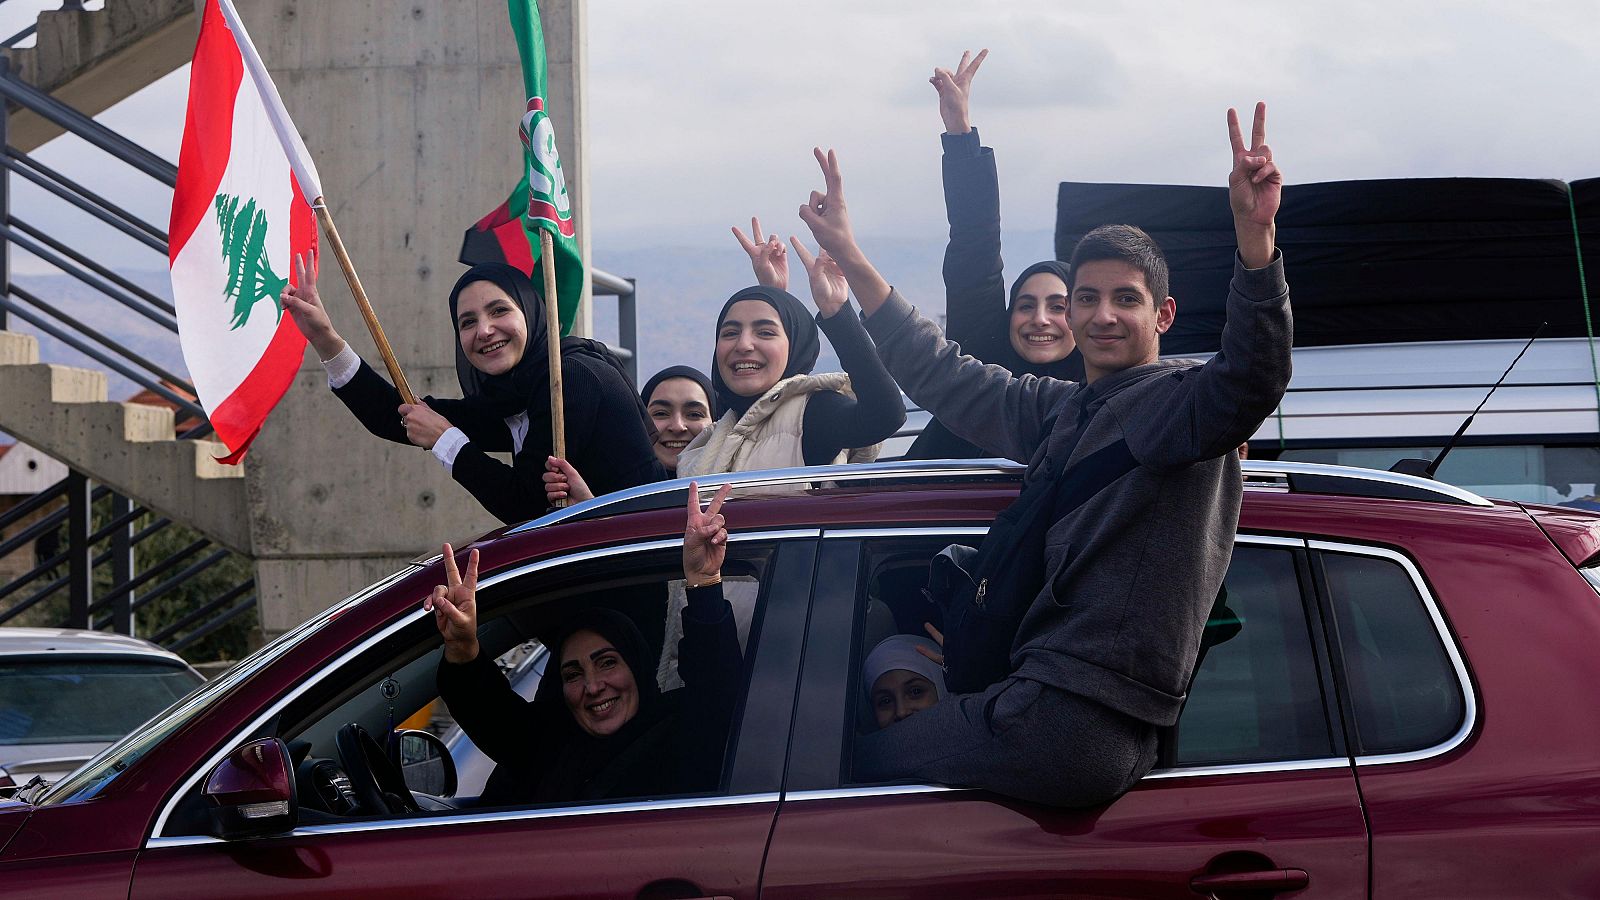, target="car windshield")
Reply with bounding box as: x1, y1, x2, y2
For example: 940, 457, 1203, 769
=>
34, 565, 418, 806
0, 659, 202, 744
